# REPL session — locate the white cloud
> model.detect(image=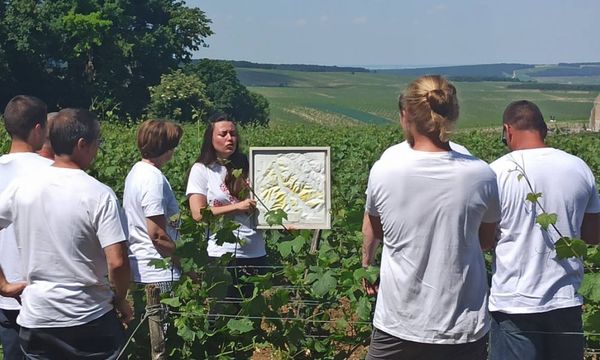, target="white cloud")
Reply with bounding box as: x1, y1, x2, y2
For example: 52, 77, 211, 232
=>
295, 18, 308, 27
320, 15, 329, 23
352, 16, 368, 25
